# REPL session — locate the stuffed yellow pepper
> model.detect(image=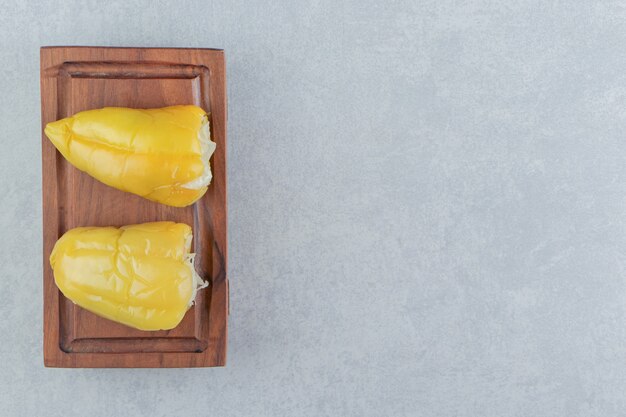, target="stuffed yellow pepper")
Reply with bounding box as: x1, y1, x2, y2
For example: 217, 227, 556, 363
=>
44, 105, 216, 207
50, 222, 207, 331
